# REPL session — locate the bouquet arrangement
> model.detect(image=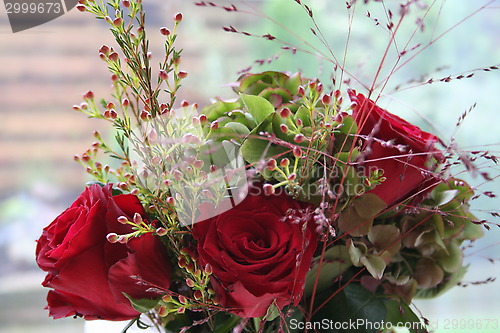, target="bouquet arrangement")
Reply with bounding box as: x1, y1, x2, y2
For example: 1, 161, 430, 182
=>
35, 1, 497, 332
